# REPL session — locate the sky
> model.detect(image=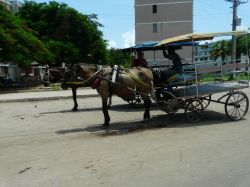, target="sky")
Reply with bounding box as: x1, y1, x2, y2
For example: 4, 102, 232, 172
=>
30, 0, 250, 48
